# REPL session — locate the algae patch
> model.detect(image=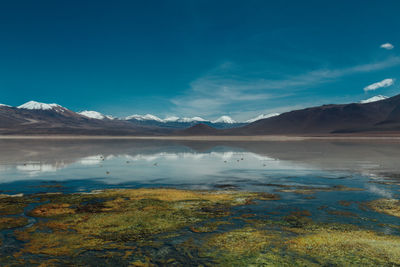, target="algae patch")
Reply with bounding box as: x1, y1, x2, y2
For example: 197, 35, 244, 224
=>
11, 188, 276, 260
0, 217, 28, 230
0, 195, 29, 215
201, 214, 400, 267
275, 185, 364, 195
287, 229, 400, 266
1, 188, 400, 266
366, 198, 400, 218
